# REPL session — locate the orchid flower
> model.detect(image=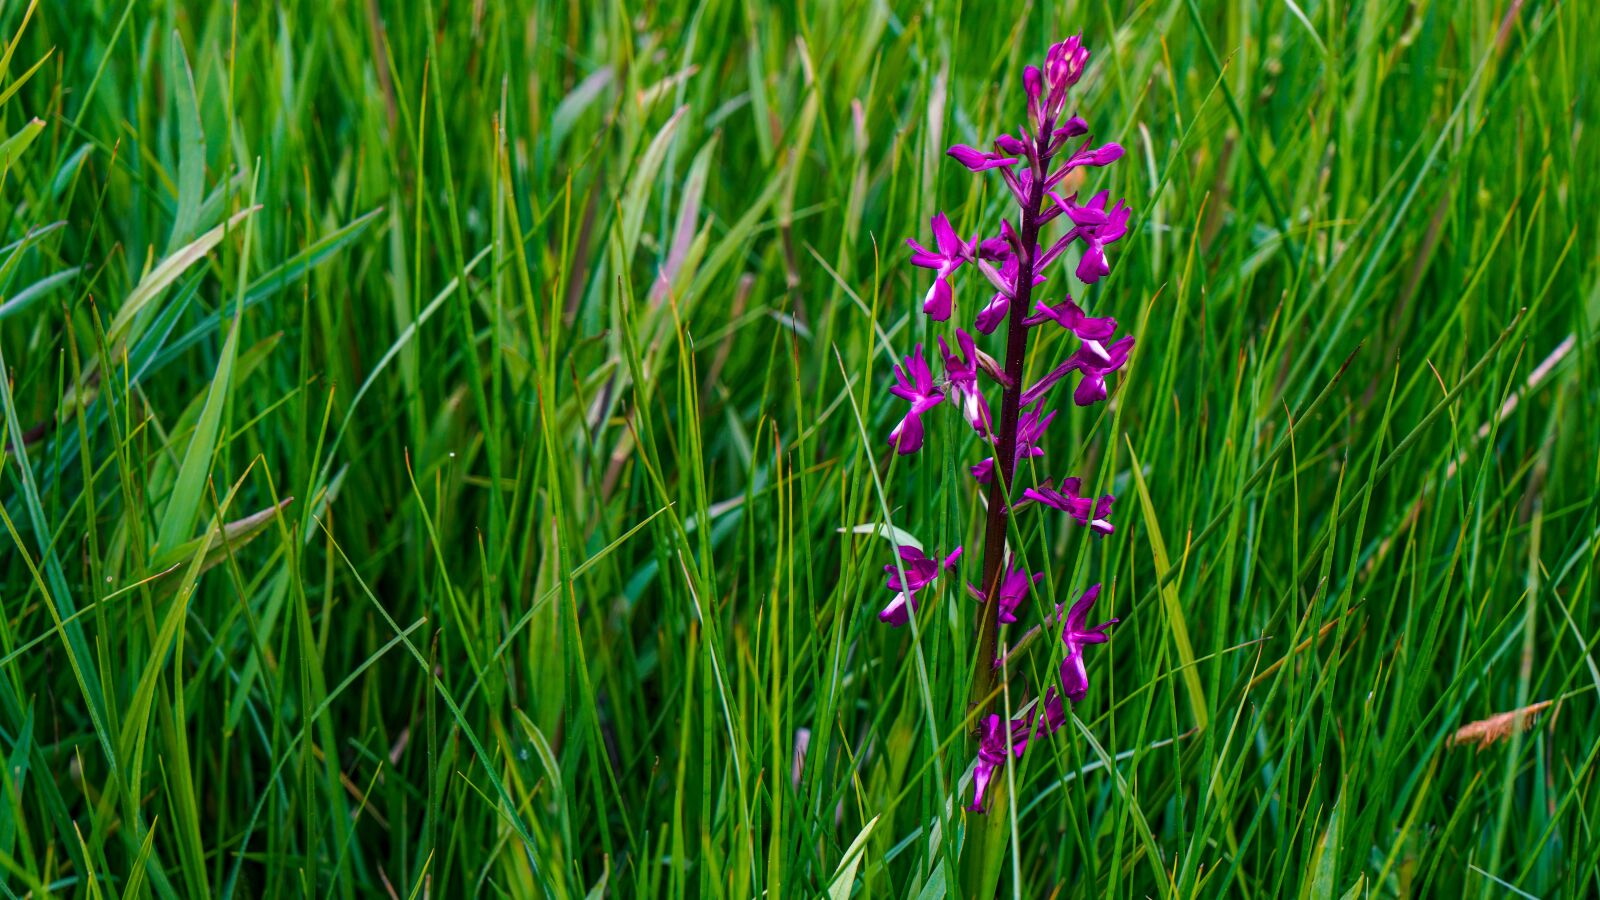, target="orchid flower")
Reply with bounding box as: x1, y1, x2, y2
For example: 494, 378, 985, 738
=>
947, 144, 1019, 172
967, 711, 1033, 812
1020, 334, 1135, 408
970, 558, 1043, 624
1055, 584, 1118, 702
878, 35, 1133, 817
971, 406, 1056, 485
887, 345, 944, 454
879, 545, 962, 627
1022, 297, 1117, 340
939, 329, 992, 436
1020, 477, 1115, 535
906, 213, 973, 320
1057, 191, 1131, 284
